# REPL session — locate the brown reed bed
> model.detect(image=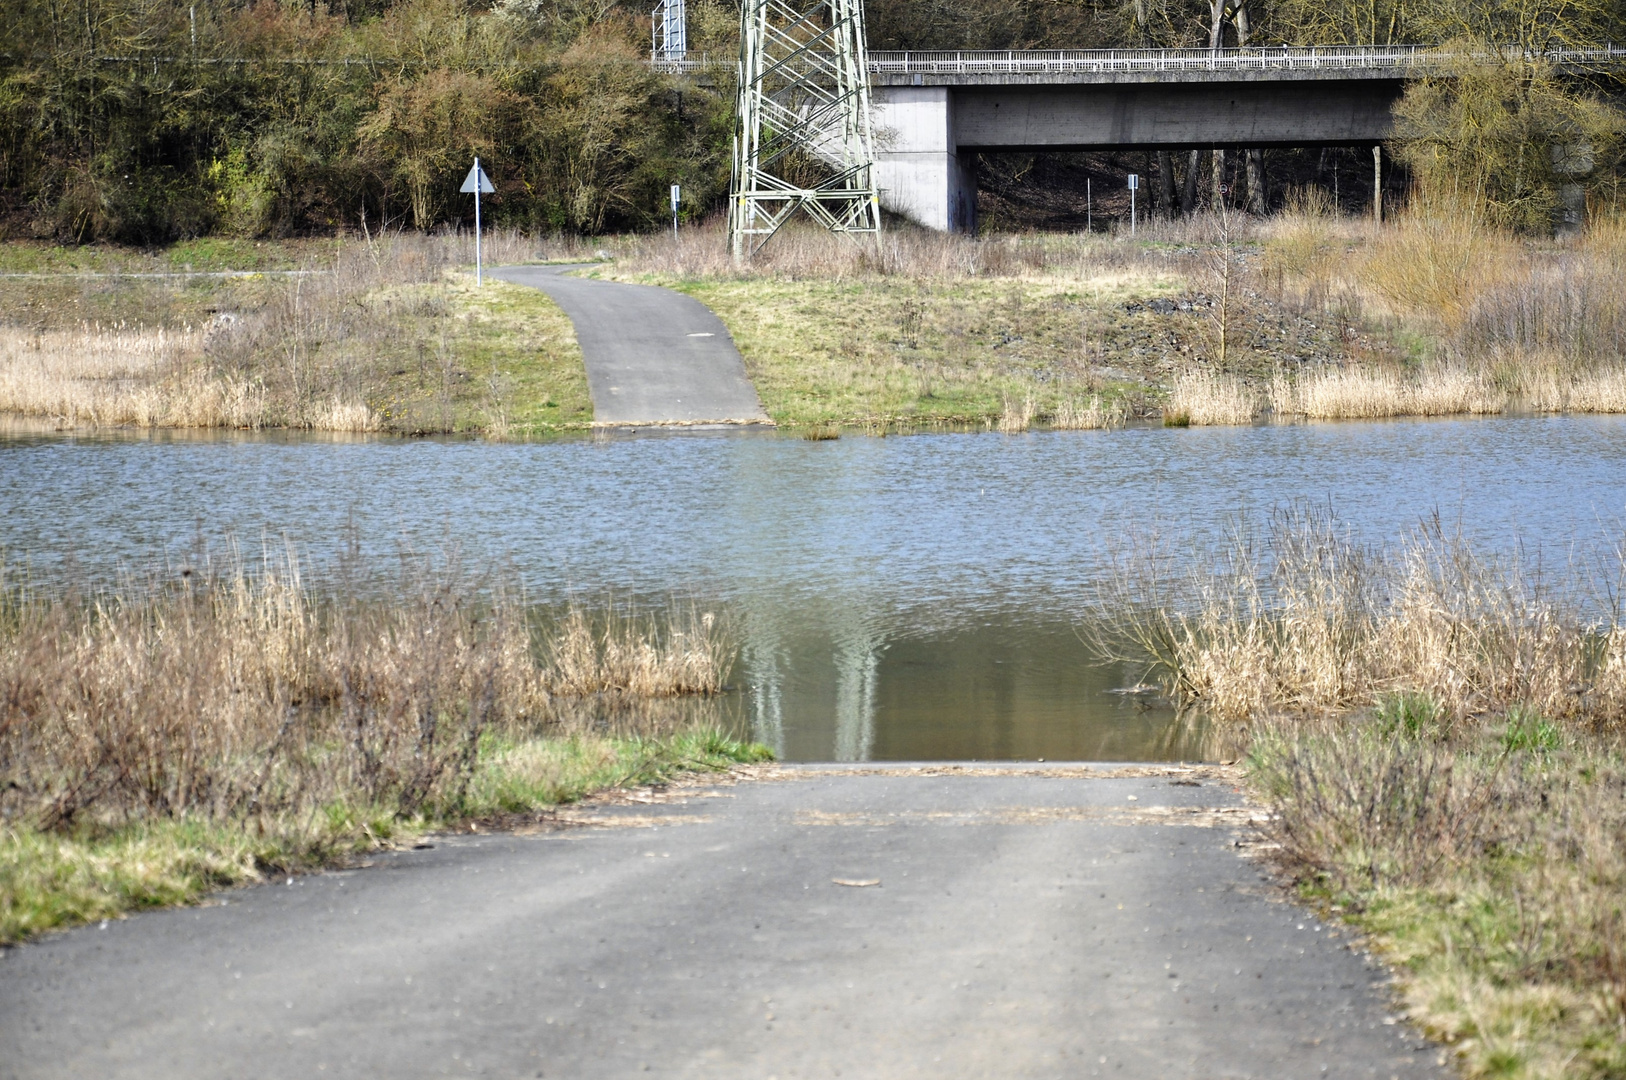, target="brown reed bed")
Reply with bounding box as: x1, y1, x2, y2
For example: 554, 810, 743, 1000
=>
1253, 198, 1626, 424
0, 553, 760, 943
1163, 370, 1260, 426
1092, 509, 1626, 1077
